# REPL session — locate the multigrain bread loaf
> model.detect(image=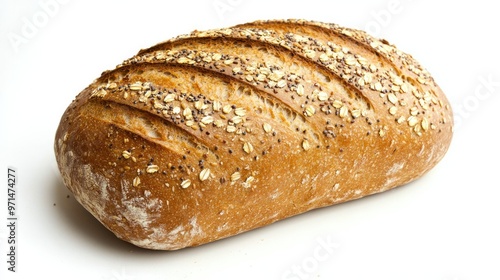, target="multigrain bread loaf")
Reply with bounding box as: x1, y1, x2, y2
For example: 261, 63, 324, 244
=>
54, 19, 453, 250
